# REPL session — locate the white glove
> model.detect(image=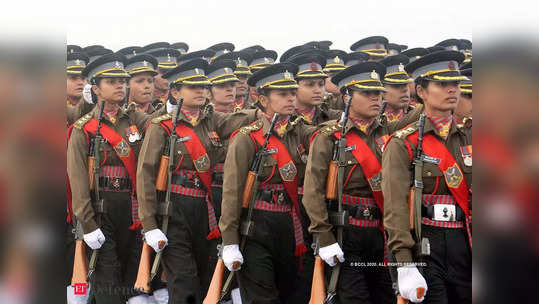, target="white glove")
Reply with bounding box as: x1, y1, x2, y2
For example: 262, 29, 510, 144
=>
166, 100, 178, 114
83, 228, 106, 250
144, 229, 168, 253
222, 244, 244, 272
319, 242, 345, 266
397, 266, 428, 302
83, 84, 93, 104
